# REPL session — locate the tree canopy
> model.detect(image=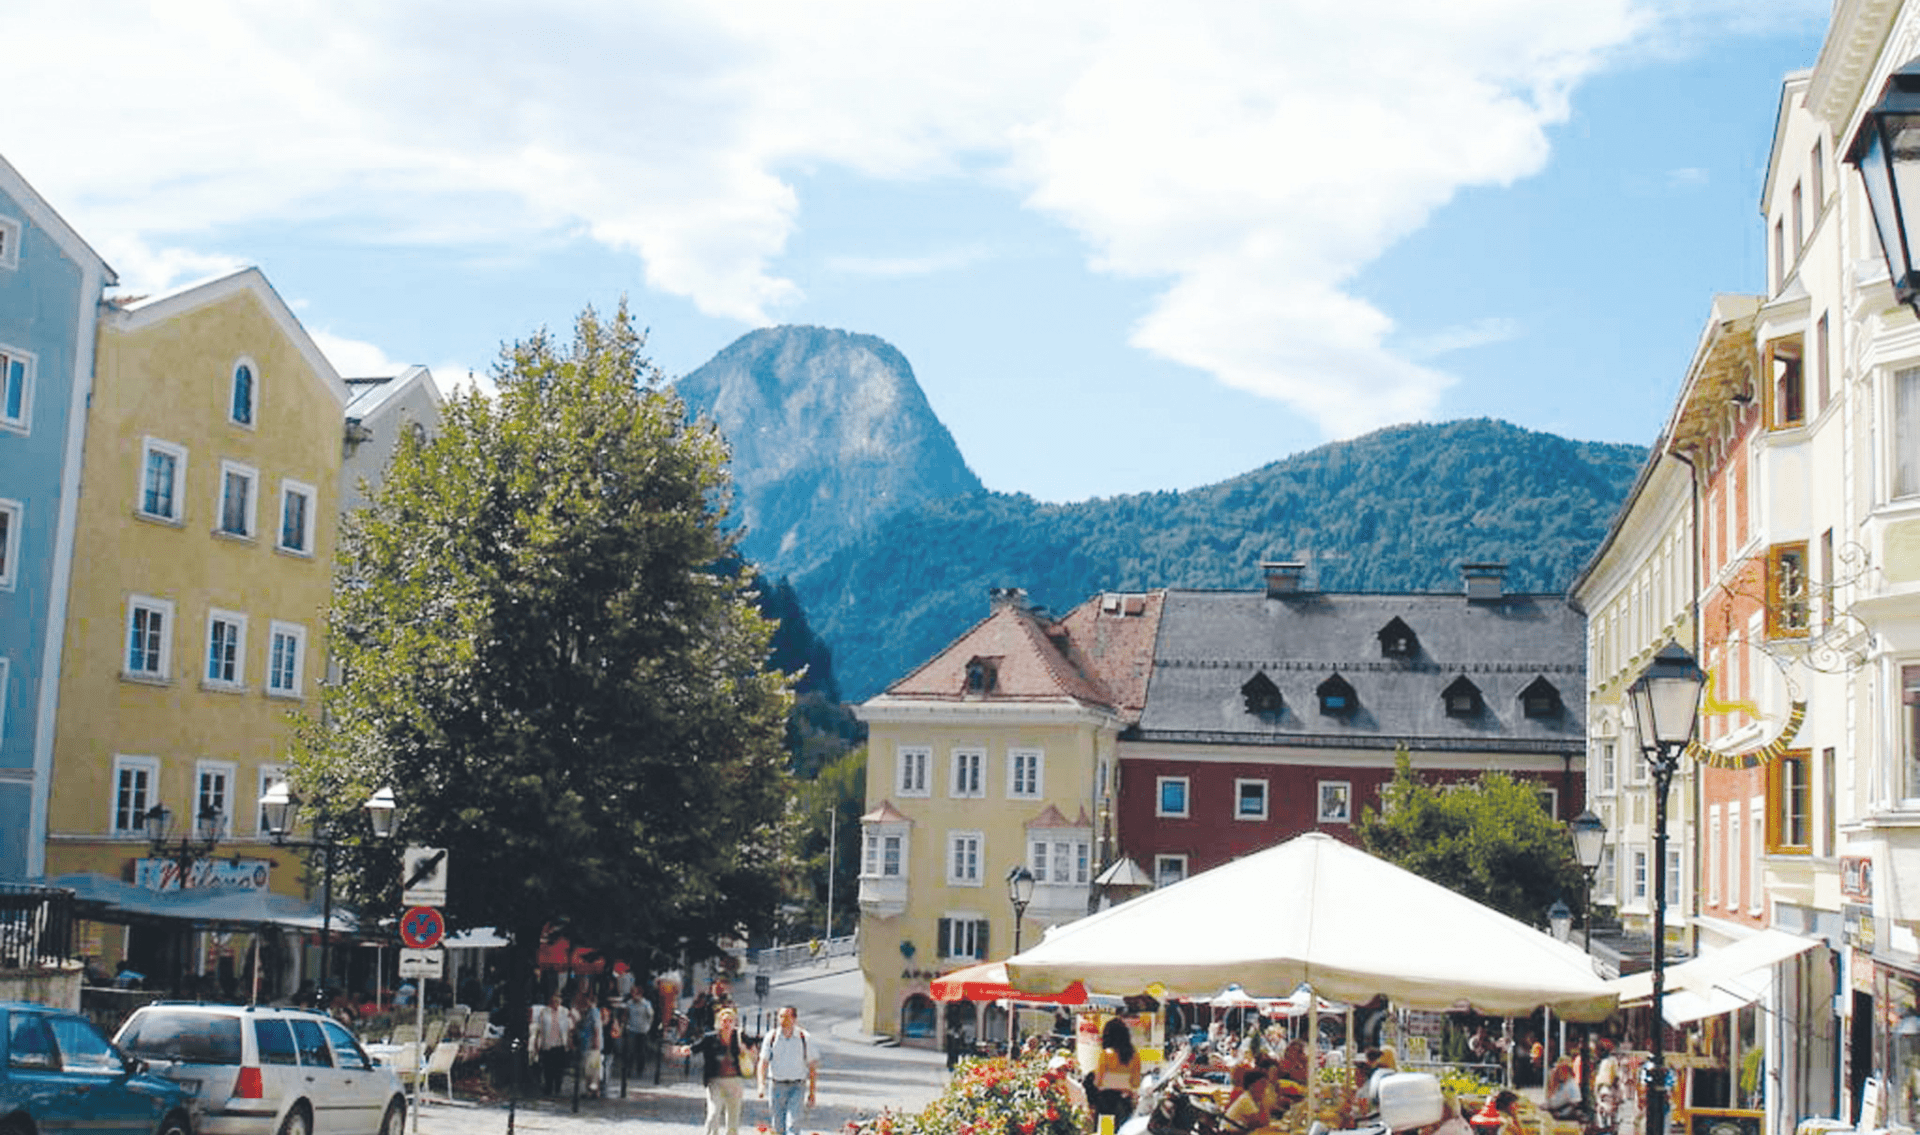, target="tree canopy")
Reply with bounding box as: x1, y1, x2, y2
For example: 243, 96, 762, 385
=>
295, 302, 795, 994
